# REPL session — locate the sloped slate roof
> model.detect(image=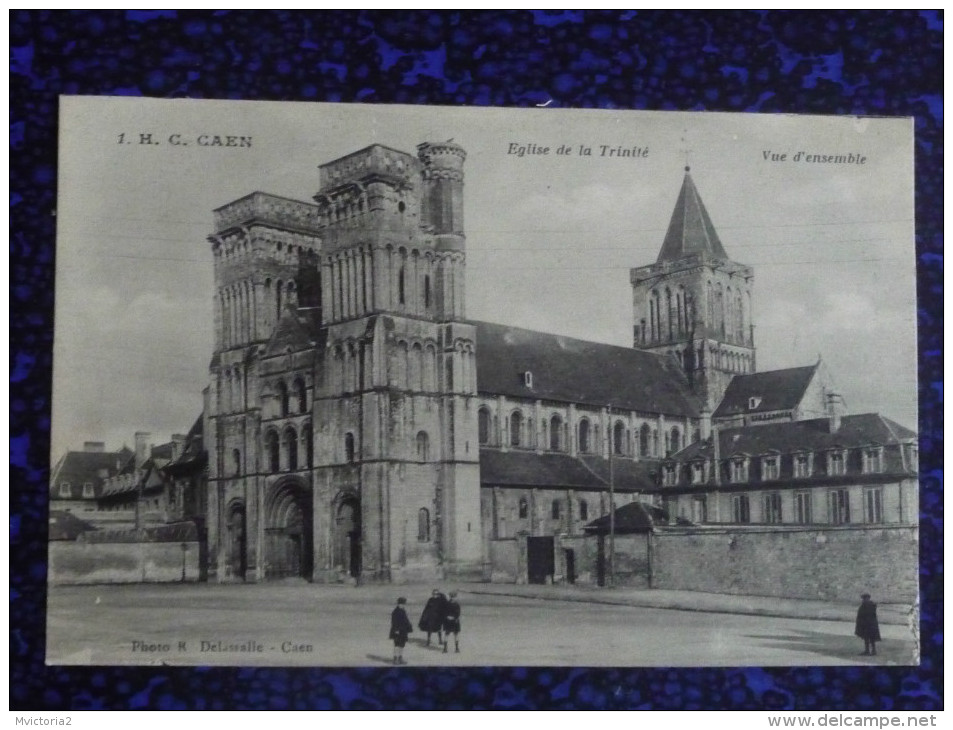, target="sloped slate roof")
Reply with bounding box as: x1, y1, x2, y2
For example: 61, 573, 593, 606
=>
578, 455, 660, 491
480, 449, 657, 492
584, 501, 667, 534
49, 451, 123, 499
656, 170, 729, 263
714, 364, 818, 419
672, 413, 917, 462
480, 449, 603, 489
473, 321, 700, 417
